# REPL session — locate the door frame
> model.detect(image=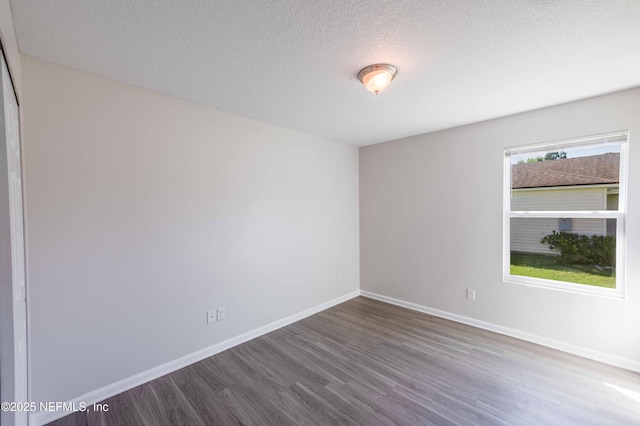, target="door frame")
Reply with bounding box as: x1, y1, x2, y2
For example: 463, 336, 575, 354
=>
0, 42, 29, 426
